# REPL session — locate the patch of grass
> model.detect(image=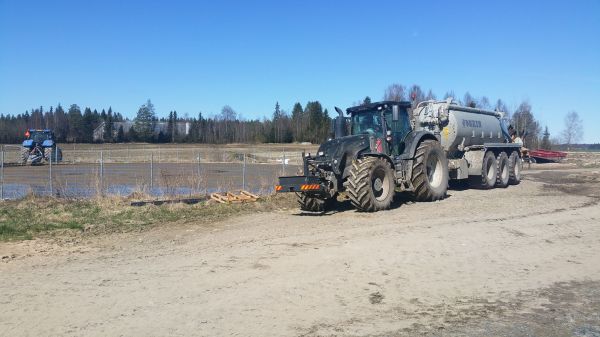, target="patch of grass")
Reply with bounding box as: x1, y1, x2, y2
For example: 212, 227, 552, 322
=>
0, 193, 298, 241
0, 197, 87, 241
